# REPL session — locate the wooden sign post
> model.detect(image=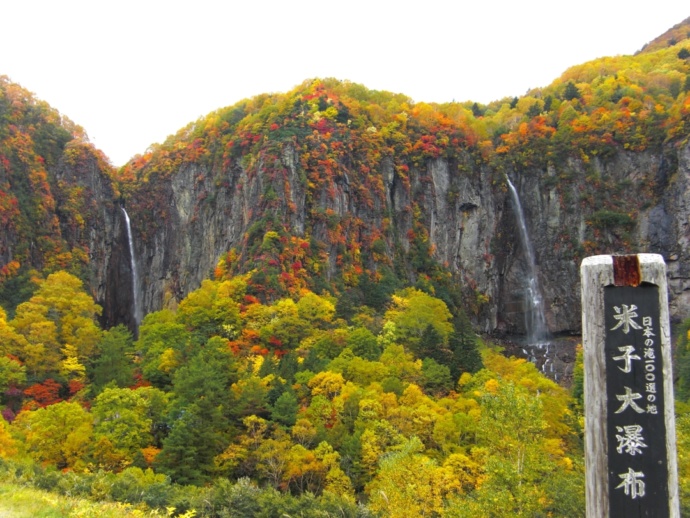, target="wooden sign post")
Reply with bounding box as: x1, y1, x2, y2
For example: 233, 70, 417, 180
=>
581, 254, 679, 517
